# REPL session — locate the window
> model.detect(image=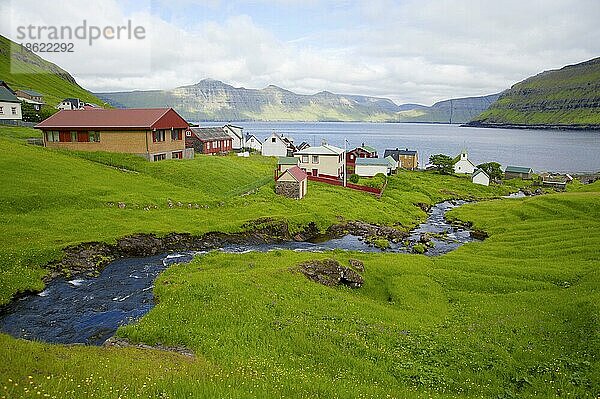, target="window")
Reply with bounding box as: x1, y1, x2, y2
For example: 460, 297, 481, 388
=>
312, 155, 319, 164
11, 107, 17, 115
172, 151, 183, 159
0, 106, 3, 114
46, 131, 59, 142
207, 142, 211, 150
71, 131, 78, 142
153, 130, 165, 142
301, 155, 308, 163
171, 129, 182, 141
89, 131, 100, 142
271, 137, 276, 143
153, 153, 166, 161
186, 131, 191, 137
